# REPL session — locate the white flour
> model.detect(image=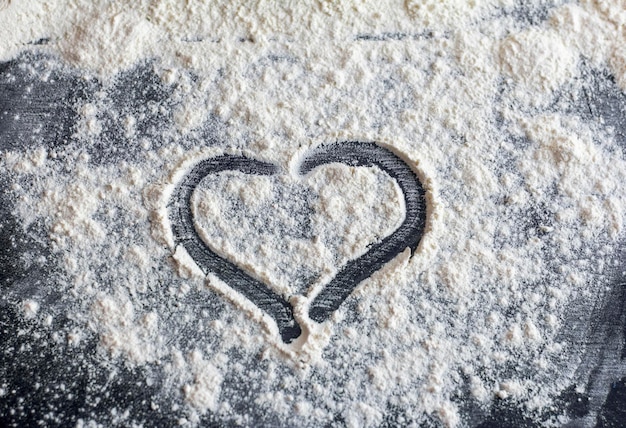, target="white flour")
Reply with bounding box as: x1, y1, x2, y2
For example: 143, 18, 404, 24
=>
1, 0, 626, 427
